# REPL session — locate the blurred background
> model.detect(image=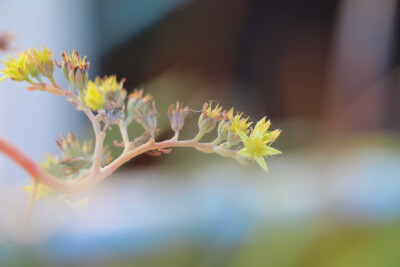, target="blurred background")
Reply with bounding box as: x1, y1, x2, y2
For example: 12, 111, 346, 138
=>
1, 0, 400, 266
